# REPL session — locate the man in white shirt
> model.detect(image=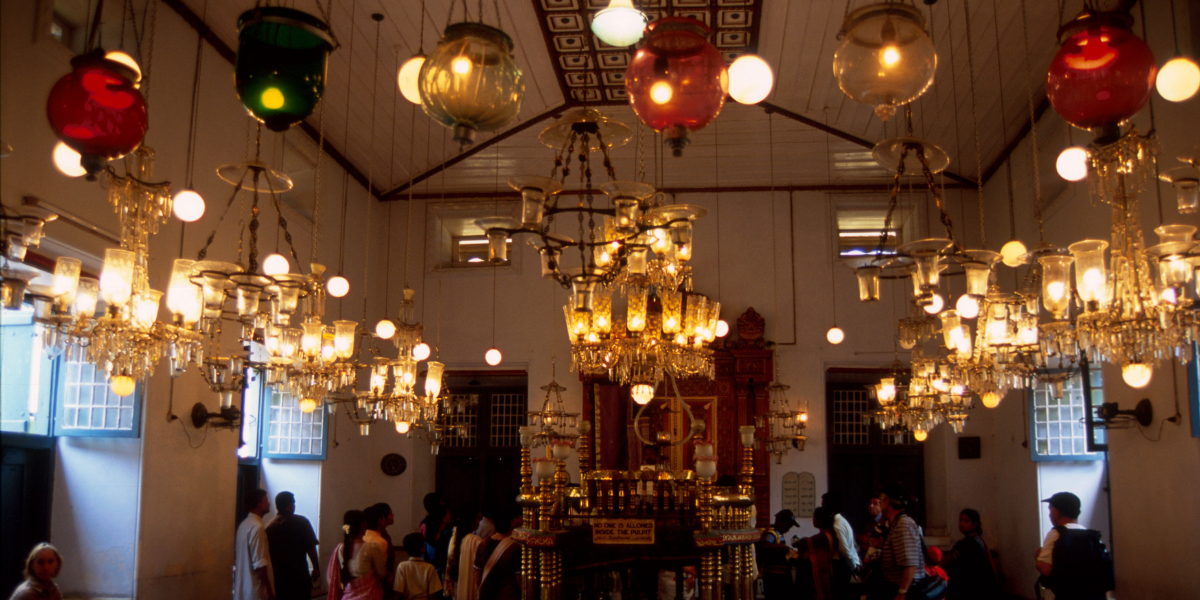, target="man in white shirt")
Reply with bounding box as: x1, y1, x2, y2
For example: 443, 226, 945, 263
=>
822, 493, 861, 573
235, 489, 275, 600
1035, 492, 1088, 576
